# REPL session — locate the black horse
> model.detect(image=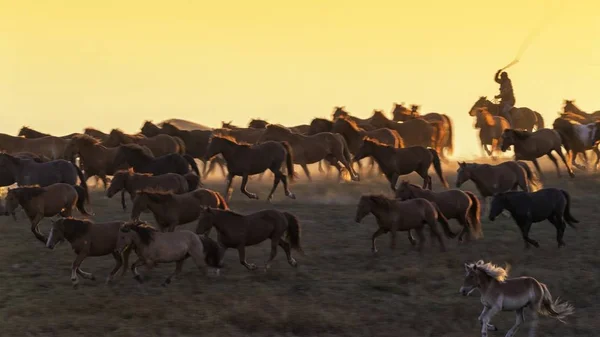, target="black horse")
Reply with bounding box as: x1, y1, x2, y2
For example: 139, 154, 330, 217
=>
488, 188, 578, 248
112, 144, 201, 177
